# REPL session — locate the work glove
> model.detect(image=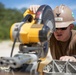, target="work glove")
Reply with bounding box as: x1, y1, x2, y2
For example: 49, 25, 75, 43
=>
29, 5, 40, 13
